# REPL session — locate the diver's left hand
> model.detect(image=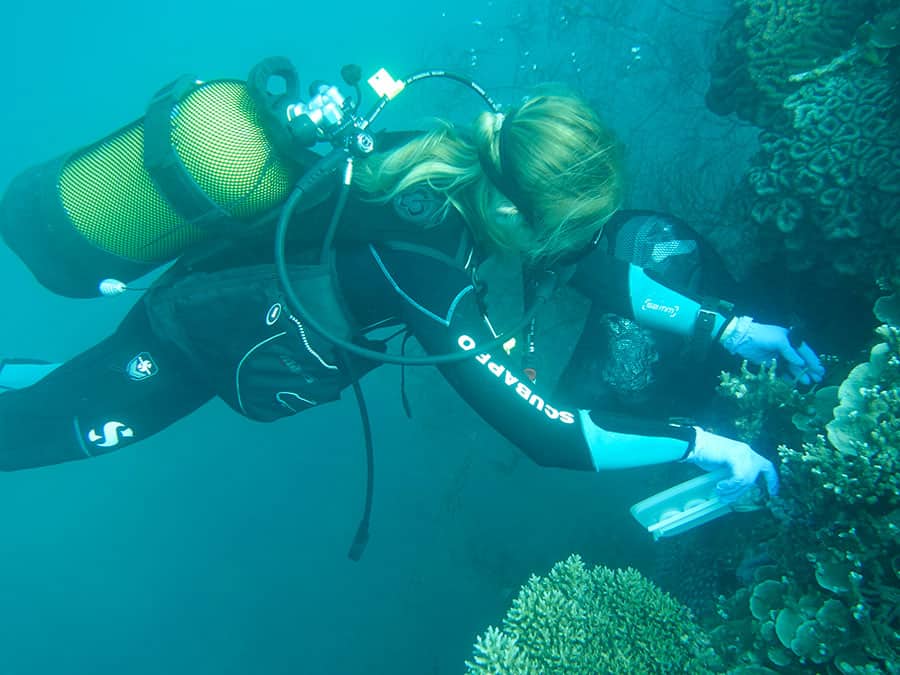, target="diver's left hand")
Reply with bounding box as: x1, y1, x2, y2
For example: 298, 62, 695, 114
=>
685, 427, 779, 503
719, 316, 825, 385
